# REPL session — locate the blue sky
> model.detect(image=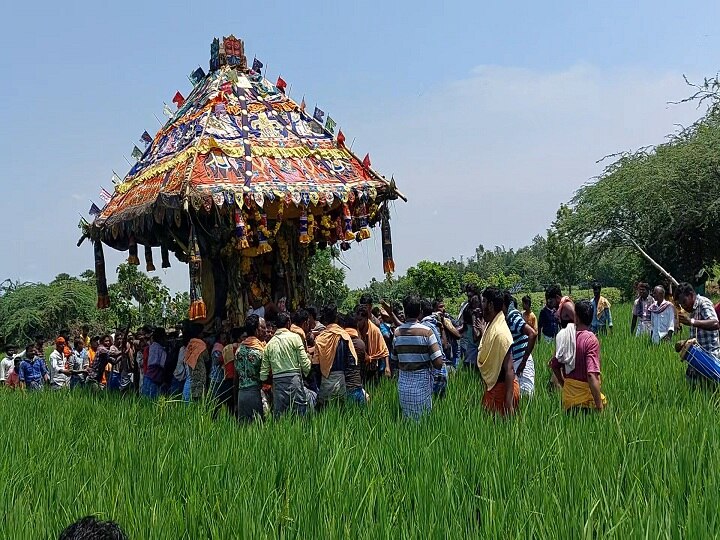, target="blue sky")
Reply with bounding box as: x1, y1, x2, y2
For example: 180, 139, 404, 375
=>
2, 0, 719, 290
